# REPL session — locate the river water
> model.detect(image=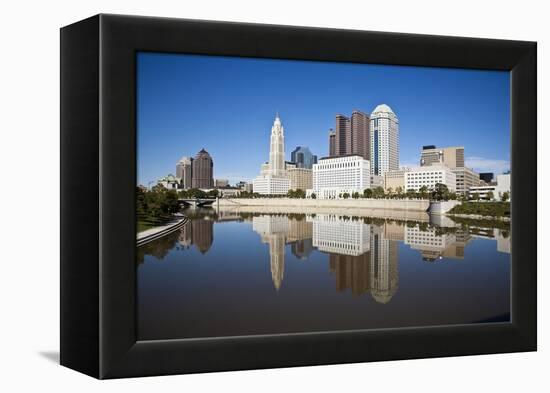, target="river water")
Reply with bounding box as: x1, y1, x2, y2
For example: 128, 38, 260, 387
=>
137, 208, 510, 340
